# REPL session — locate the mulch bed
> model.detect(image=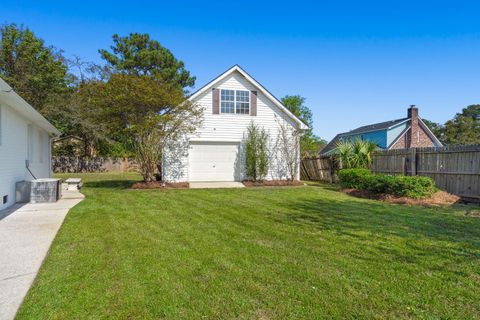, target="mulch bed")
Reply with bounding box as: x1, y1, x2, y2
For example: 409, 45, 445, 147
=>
243, 180, 304, 187
131, 182, 189, 189
341, 188, 461, 206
